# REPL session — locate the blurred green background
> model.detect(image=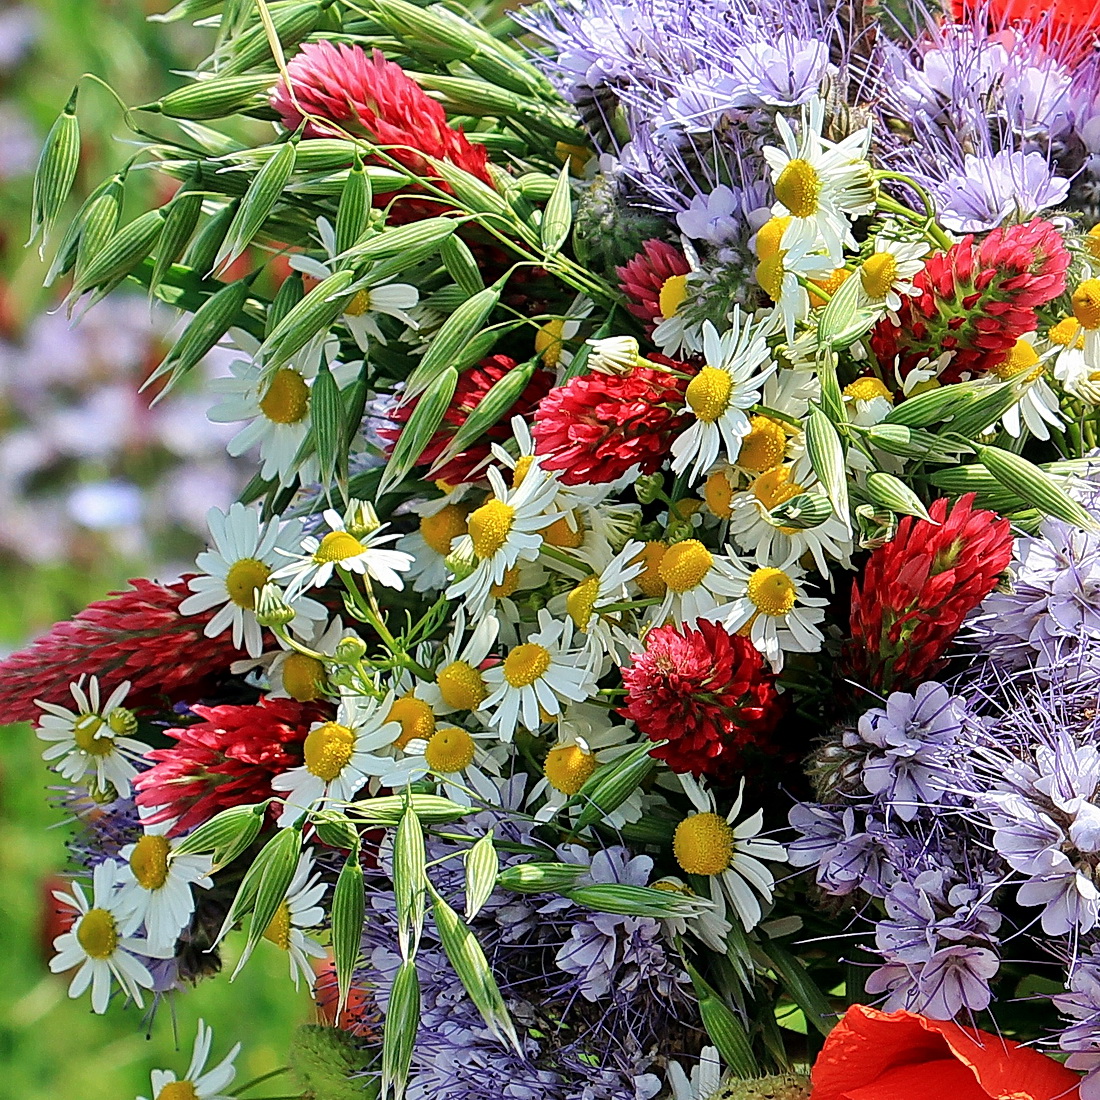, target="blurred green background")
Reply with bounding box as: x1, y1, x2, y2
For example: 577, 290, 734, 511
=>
0, 2, 313, 1096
